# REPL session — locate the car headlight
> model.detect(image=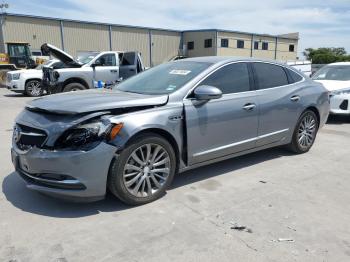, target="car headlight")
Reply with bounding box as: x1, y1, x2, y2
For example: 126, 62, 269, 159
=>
55, 119, 123, 150
331, 88, 350, 96
12, 73, 20, 80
